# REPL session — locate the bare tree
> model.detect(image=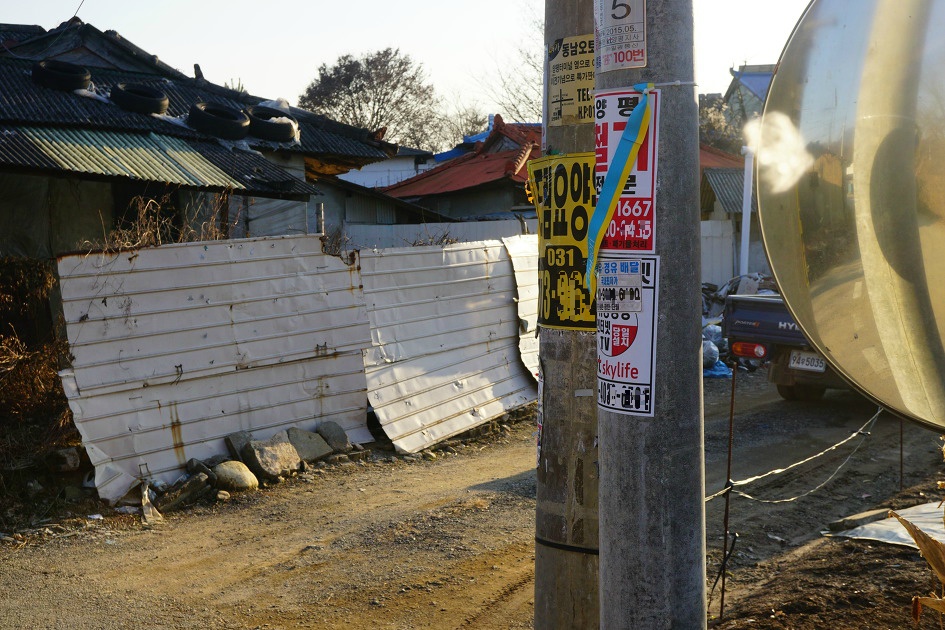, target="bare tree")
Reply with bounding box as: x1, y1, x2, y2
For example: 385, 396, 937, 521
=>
298, 48, 443, 151
482, 5, 543, 122
699, 95, 744, 154
429, 102, 489, 152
